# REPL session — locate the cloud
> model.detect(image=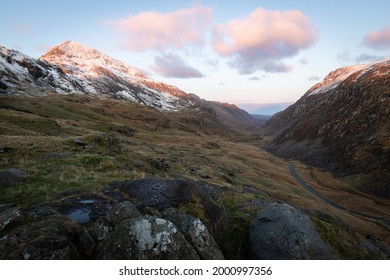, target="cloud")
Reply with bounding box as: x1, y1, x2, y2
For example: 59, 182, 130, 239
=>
212, 8, 318, 74
11, 23, 36, 37
308, 75, 320, 82
338, 50, 384, 63
249, 76, 260, 81
355, 53, 385, 63
151, 53, 204, 78
298, 58, 309, 65
363, 25, 390, 50
113, 6, 212, 51
337, 50, 351, 61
